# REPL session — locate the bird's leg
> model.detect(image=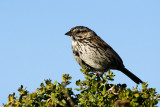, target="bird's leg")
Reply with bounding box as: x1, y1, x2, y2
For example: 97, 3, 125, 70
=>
99, 71, 105, 78
96, 72, 101, 81
95, 71, 105, 81
95, 72, 99, 76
